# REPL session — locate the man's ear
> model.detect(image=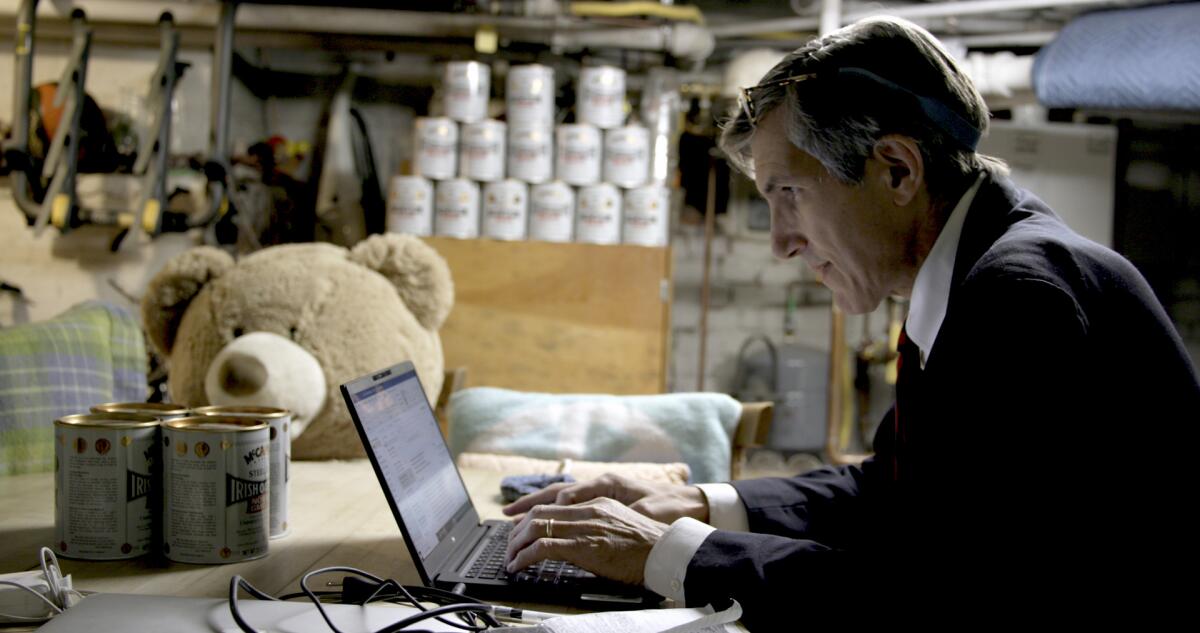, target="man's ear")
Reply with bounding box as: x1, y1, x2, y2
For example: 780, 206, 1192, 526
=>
141, 247, 234, 357
870, 135, 924, 207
